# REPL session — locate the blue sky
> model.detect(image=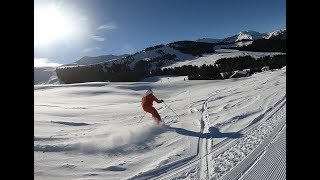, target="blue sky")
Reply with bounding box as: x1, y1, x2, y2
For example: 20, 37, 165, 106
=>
34, 0, 286, 66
